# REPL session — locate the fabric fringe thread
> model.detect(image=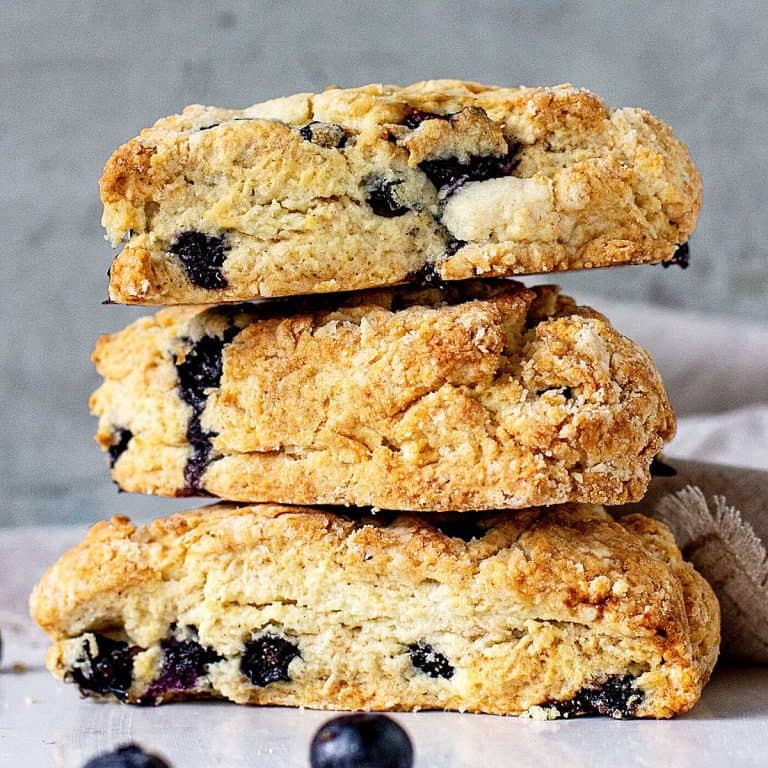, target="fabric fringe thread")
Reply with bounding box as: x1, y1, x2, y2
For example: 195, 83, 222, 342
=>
653, 485, 768, 661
